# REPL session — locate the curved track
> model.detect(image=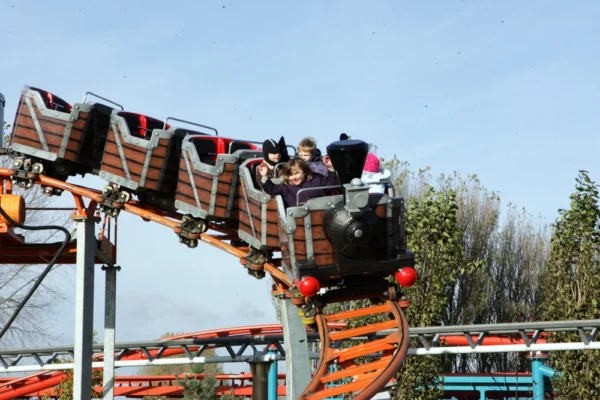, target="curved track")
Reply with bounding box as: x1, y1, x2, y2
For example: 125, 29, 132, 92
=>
0, 324, 313, 399
0, 167, 411, 399
304, 300, 410, 400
